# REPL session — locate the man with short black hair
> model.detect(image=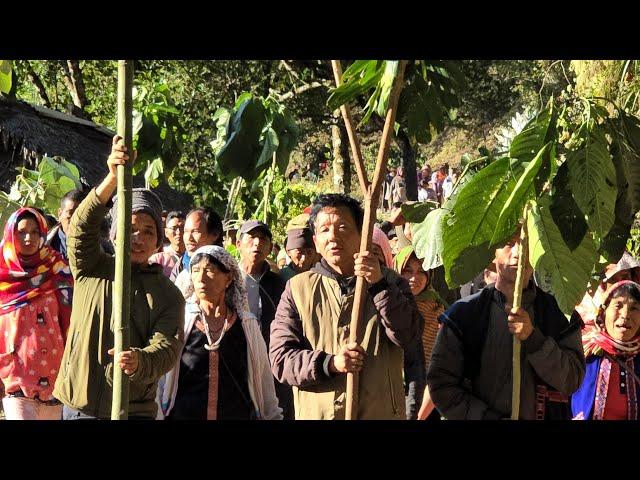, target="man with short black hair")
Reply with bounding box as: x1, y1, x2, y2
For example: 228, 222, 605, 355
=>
170, 207, 222, 283
47, 189, 87, 259
149, 211, 186, 278
427, 232, 585, 420
270, 193, 421, 419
